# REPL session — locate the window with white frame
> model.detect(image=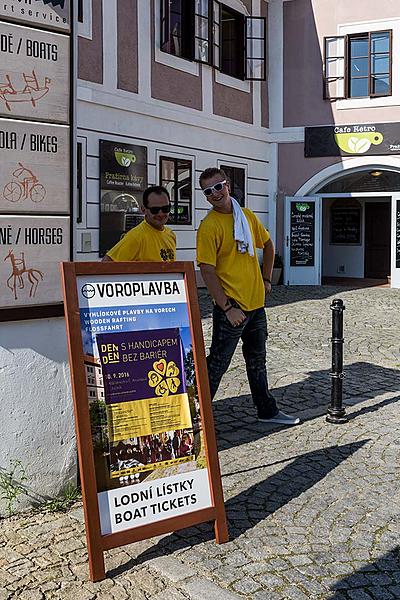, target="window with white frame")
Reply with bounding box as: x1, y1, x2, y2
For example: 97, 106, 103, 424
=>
160, 157, 193, 225
160, 0, 266, 80
77, 0, 93, 39
324, 30, 392, 100
220, 164, 245, 206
